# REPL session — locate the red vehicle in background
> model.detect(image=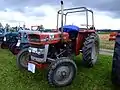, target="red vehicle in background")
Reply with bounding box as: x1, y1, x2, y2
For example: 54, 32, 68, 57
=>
109, 32, 118, 41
